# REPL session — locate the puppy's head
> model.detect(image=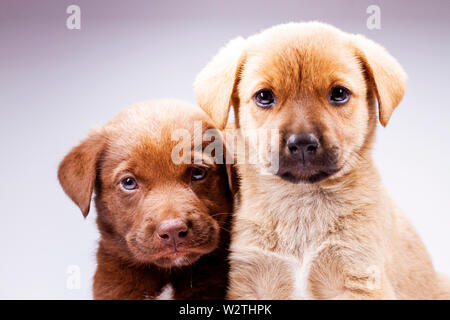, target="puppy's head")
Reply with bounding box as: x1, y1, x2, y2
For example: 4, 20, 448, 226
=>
58, 100, 234, 268
195, 22, 407, 184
